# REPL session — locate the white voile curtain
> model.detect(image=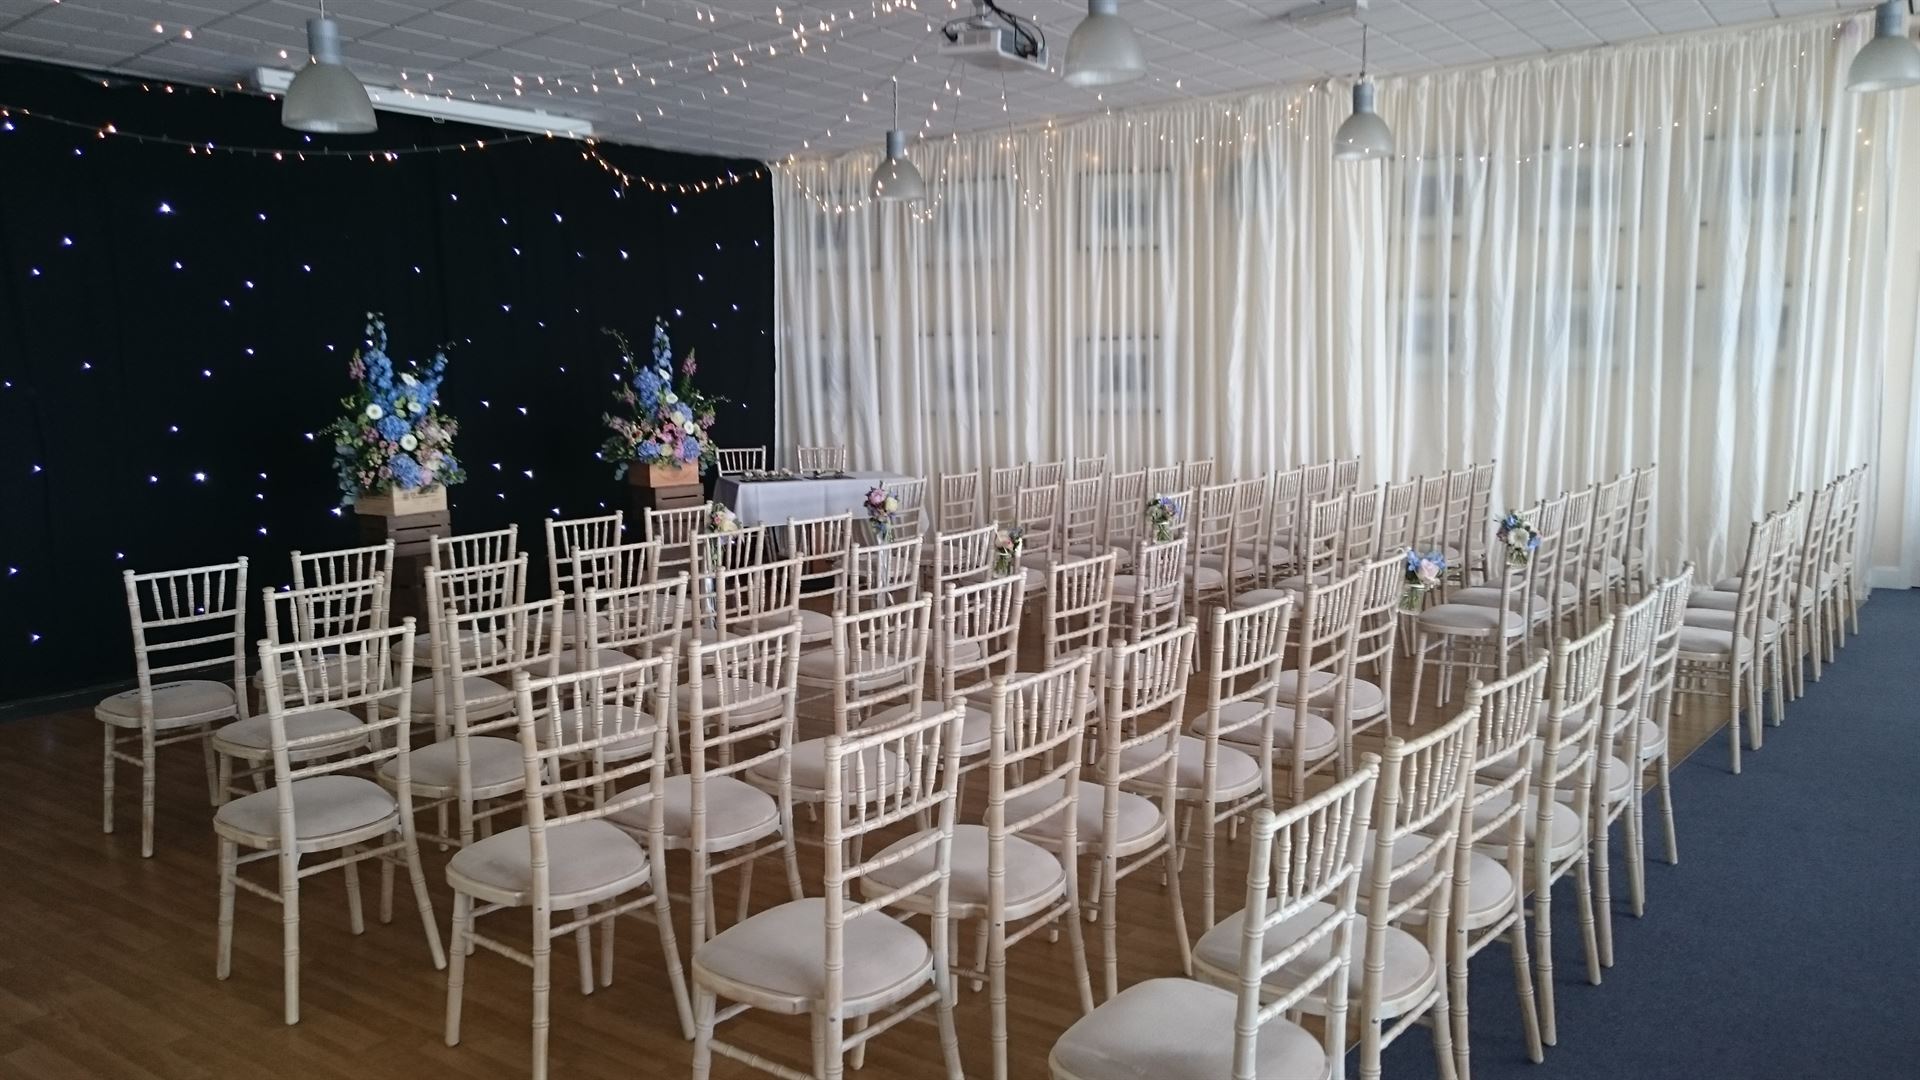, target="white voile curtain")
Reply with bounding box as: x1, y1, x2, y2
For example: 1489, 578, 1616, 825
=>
772, 15, 1895, 572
